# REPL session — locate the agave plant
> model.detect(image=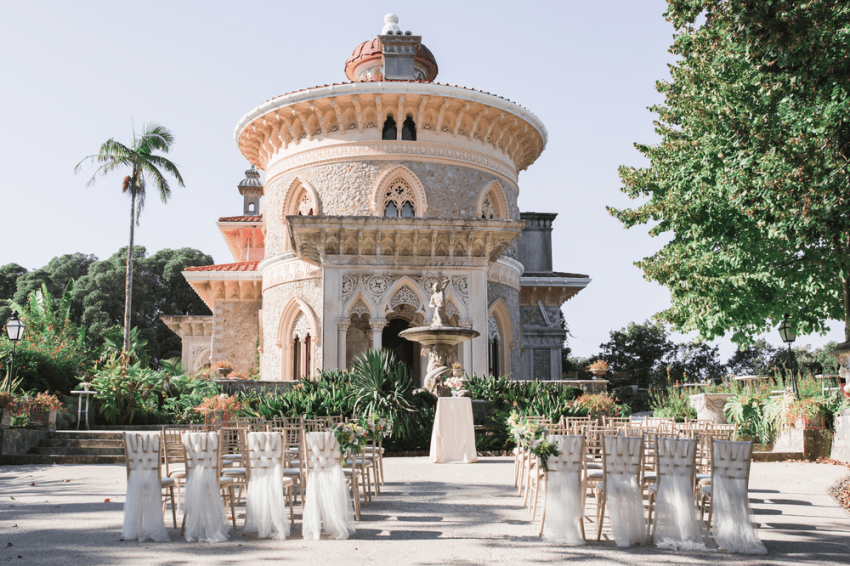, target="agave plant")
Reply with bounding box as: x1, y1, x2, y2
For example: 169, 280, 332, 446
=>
349, 349, 420, 441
